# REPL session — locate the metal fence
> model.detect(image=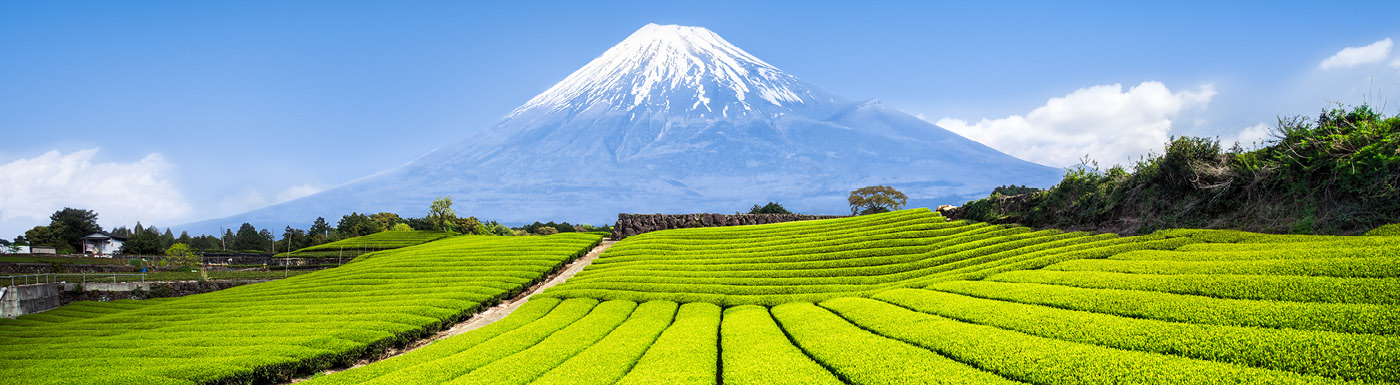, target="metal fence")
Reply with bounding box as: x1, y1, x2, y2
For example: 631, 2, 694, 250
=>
3, 273, 148, 286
